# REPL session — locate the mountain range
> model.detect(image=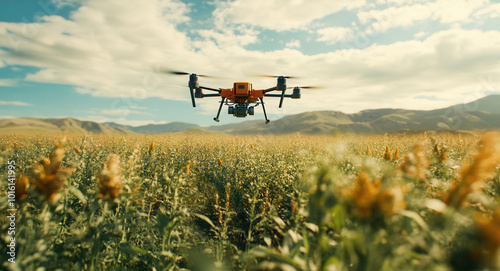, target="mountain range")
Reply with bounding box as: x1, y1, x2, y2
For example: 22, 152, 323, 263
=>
1, 95, 499, 135
0, 117, 132, 134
